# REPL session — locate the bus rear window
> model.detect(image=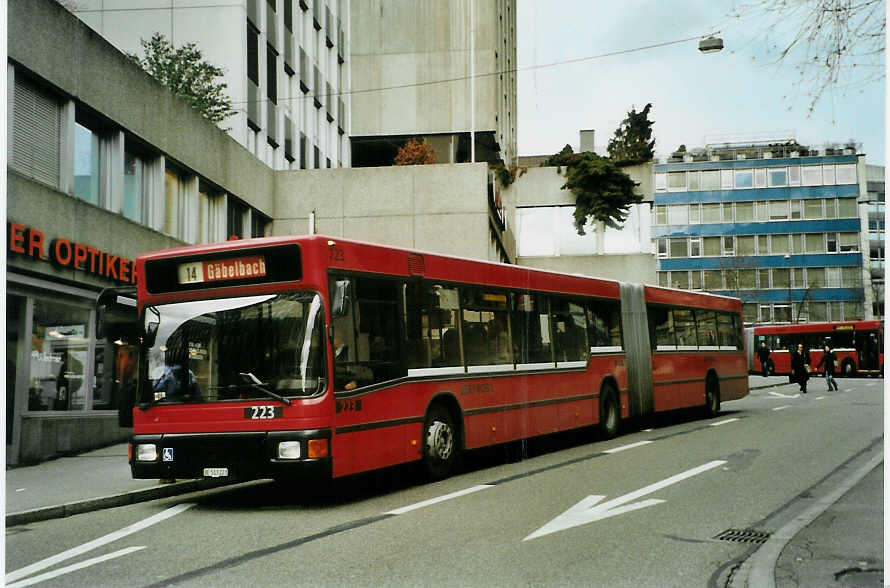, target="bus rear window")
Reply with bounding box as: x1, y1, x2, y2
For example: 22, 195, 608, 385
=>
144, 245, 302, 293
